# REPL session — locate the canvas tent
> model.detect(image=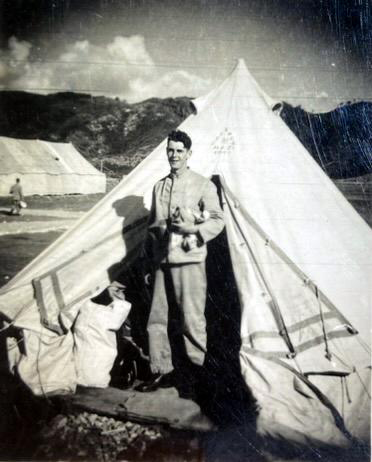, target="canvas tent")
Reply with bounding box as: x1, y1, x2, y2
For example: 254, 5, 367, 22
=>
0, 60, 370, 448
0, 136, 106, 195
